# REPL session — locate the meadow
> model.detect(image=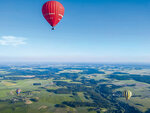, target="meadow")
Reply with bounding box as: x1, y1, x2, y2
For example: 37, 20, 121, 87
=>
0, 64, 150, 113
